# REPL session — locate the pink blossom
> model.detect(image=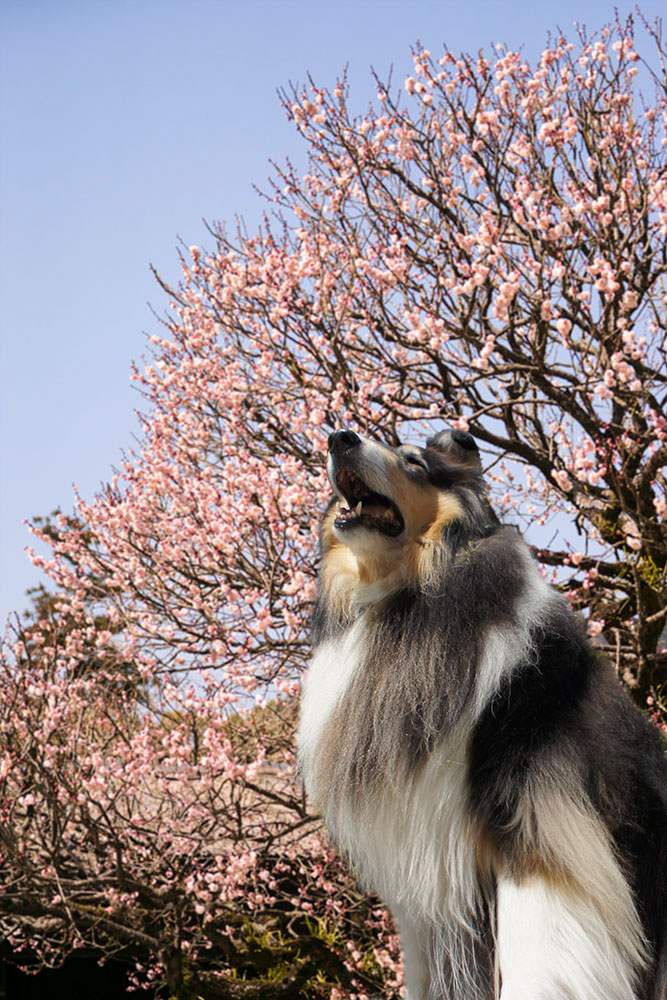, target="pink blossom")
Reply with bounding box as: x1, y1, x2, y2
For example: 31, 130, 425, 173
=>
553, 469, 573, 492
